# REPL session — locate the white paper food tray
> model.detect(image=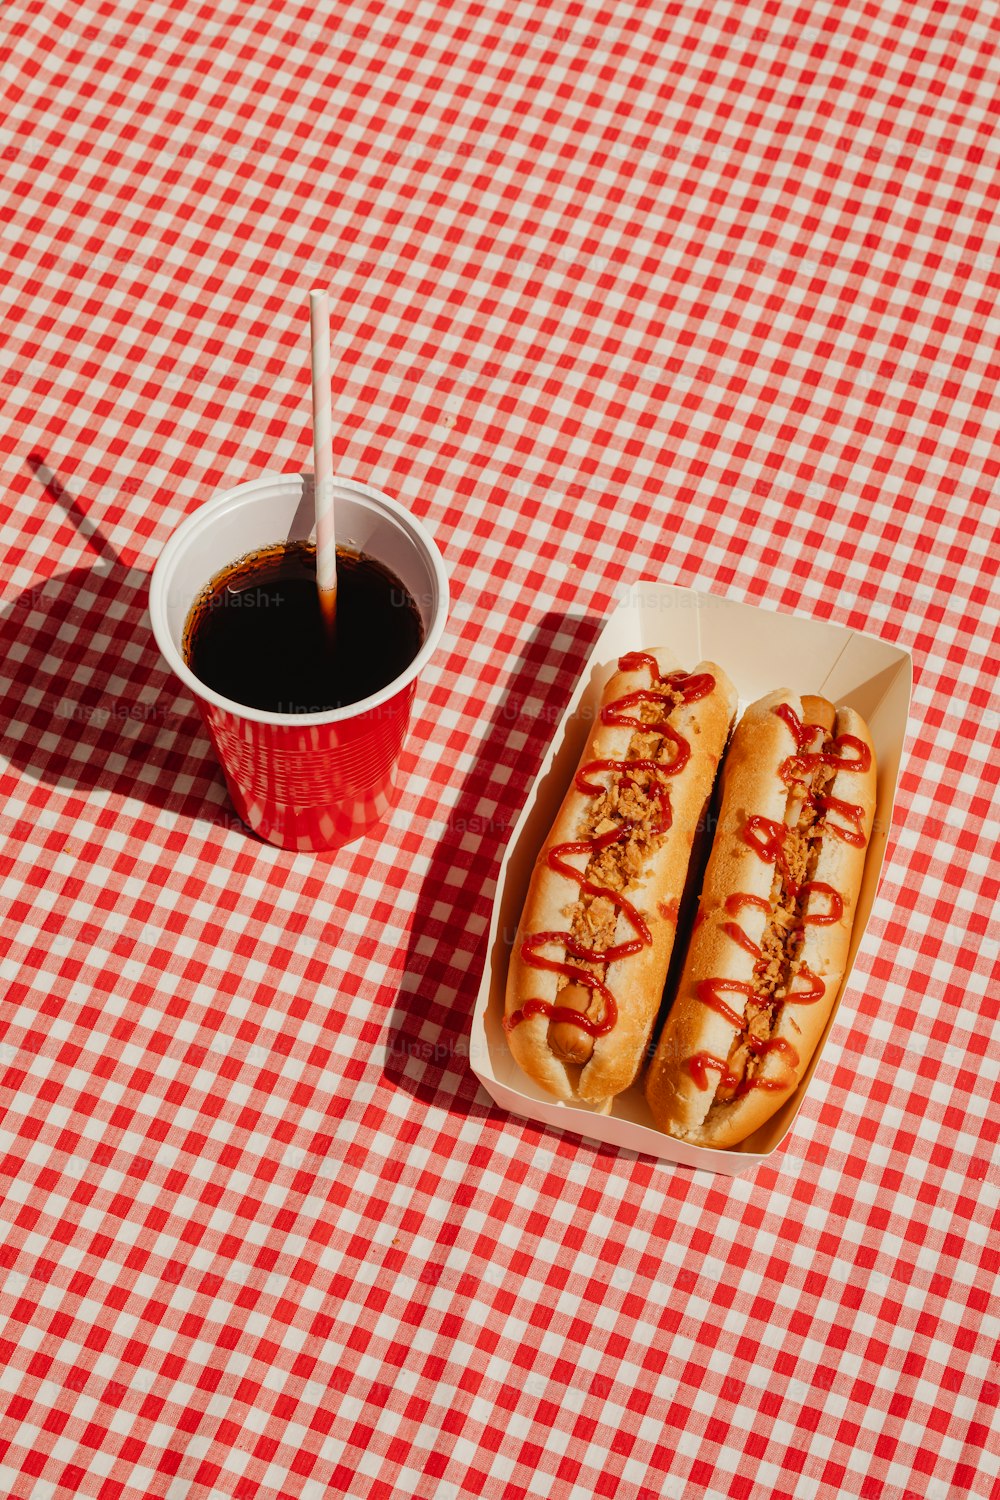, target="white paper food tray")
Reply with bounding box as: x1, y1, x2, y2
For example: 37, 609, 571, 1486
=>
469, 583, 912, 1174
